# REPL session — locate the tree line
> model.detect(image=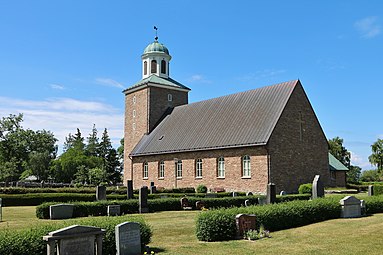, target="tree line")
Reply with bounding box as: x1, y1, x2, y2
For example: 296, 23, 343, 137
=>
329, 136, 383, 183
0, 114, 123, 185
